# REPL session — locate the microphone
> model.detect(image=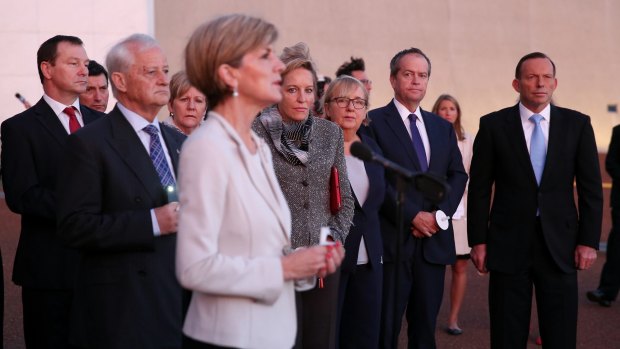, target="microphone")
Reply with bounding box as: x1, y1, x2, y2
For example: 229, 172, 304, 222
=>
15, 93, 32, 109
350, 141, 415, 181
350, 141, 450, 204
